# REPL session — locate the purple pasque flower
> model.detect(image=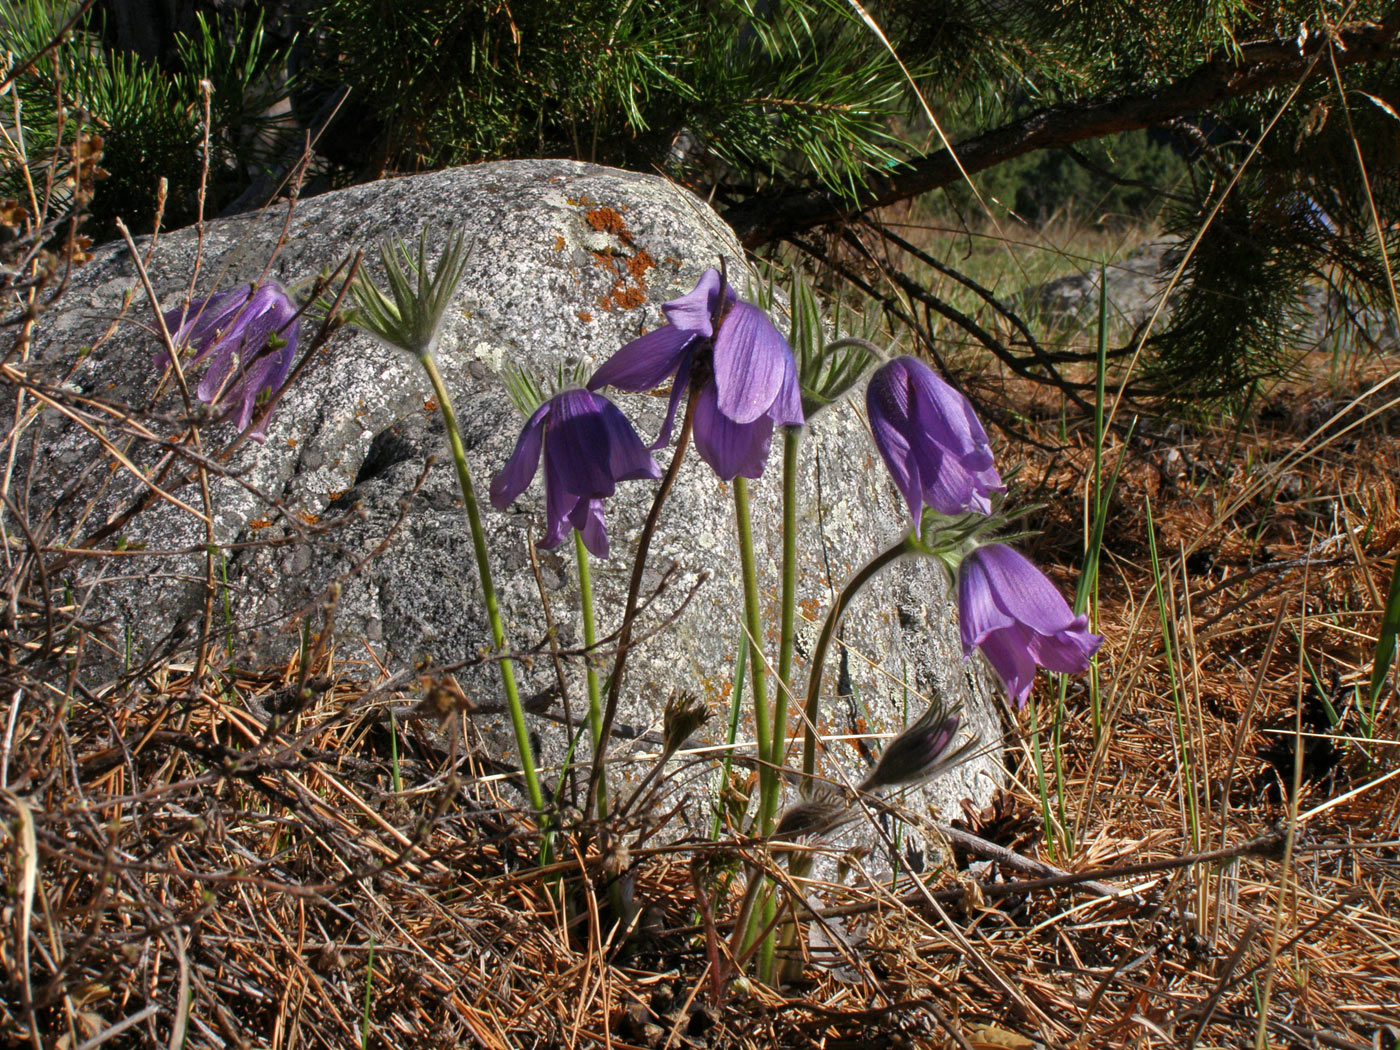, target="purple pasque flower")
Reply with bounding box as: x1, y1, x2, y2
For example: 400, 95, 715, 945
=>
157, 282, 299, 441
956, 542, 1103, 707
587, 268, 803, 480
490, 388, 661, 558
866, 355, 1003, 532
